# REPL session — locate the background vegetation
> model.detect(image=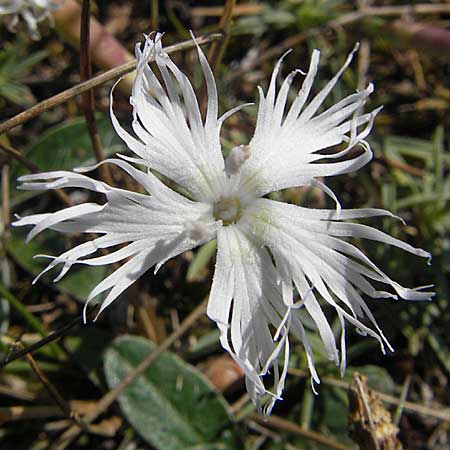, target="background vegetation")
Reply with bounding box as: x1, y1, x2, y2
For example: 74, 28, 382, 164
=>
0, 1, 449, 449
